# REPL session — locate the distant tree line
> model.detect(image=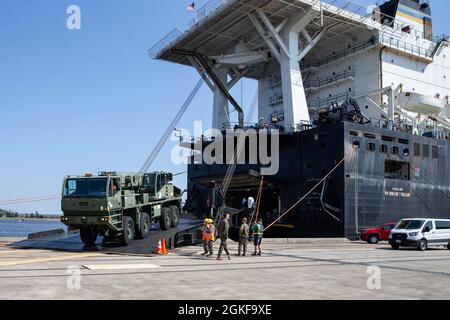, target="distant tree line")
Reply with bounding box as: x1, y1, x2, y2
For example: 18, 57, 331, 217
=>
0, 209, 49, 219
